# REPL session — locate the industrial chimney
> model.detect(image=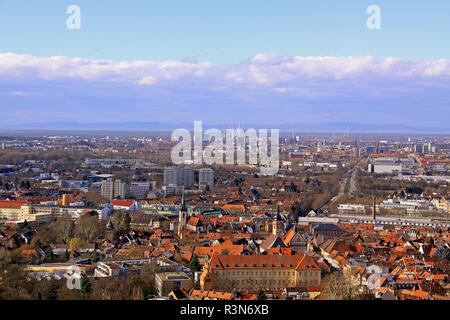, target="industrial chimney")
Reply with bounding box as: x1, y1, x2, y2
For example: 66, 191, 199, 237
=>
372, 196, 376, 220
